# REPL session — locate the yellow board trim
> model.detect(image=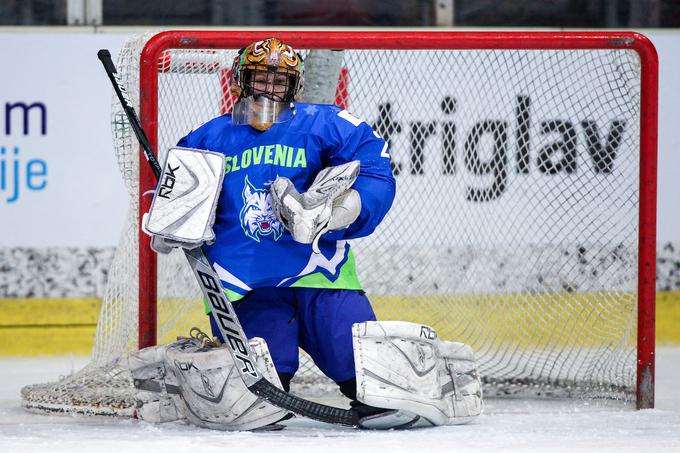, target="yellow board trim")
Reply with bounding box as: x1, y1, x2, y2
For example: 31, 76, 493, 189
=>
155, 298, 212, 346
0, 298, 99, 356
656, 292, 680, 345
0, 298, 100, 326
1, 292, 679, 356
